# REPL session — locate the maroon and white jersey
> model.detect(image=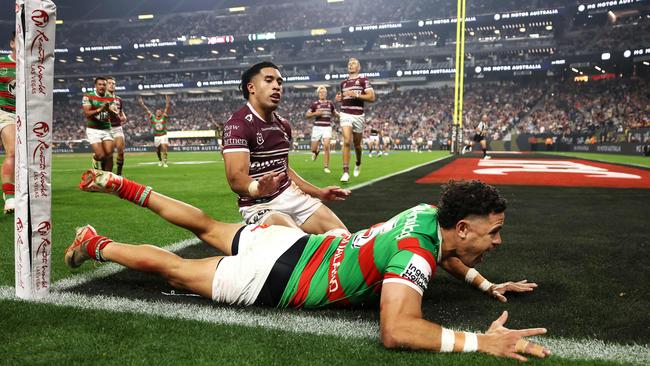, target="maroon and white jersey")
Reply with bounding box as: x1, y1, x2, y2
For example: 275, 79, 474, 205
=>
110, 95, 123, 127
340, 76, 372, 116
222, 103, 293, 207
308, 99, 335, 127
